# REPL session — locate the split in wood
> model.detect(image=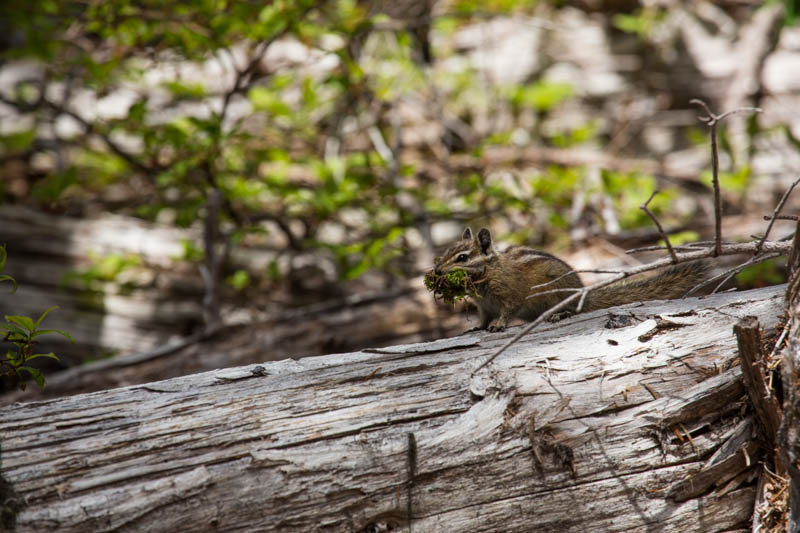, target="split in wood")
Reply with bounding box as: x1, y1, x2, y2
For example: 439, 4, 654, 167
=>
406, 432, 417, 531
527, 416, 576, 476
666, 418, 758, 502
733, 316, 785, 476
